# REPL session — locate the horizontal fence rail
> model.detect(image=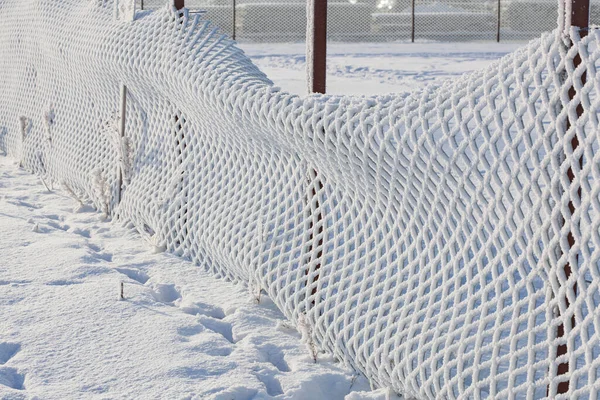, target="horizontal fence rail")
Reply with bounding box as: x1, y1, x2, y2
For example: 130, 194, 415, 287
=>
1, 1, 600, 398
